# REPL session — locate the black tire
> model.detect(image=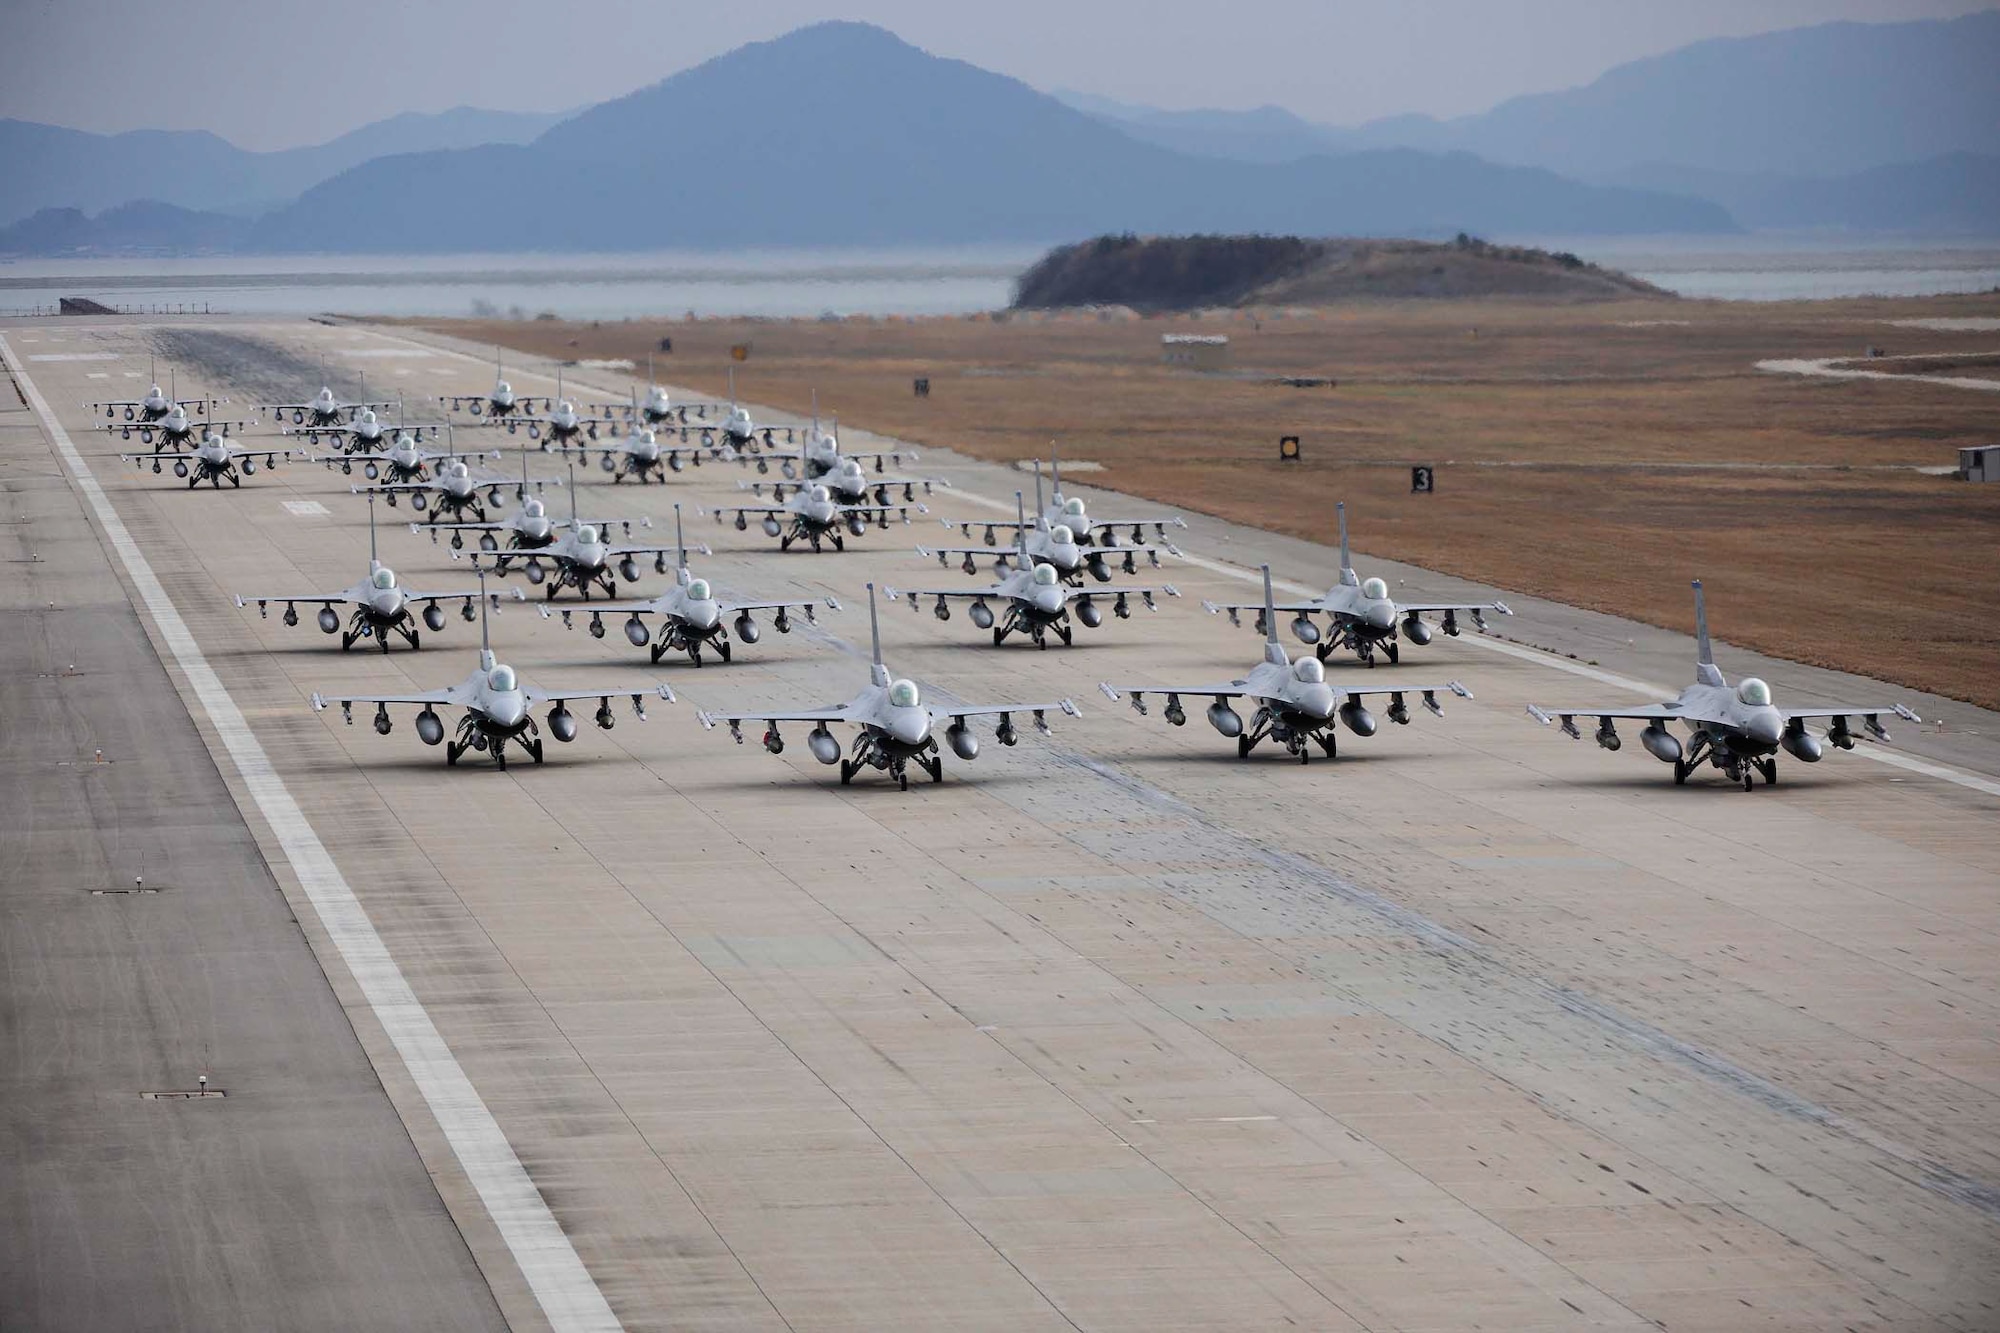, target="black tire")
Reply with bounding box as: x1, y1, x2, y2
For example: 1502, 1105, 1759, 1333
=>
832, 533, 845, 552
839, 759, 855, 785
1673, 758, 1689, 785
715, 637, 732, 663
1384, 640, 1400, 664
1237, 734, 1256, 759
